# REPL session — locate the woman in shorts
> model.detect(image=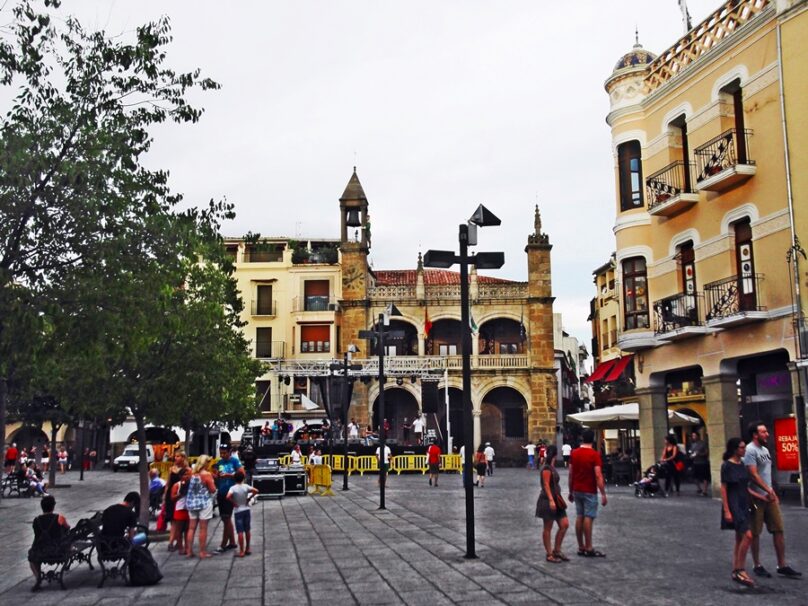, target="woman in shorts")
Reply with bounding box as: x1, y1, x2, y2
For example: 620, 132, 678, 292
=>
184, 455, 216, 559
170, 468, 191, 555
536, 445, 569, 563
